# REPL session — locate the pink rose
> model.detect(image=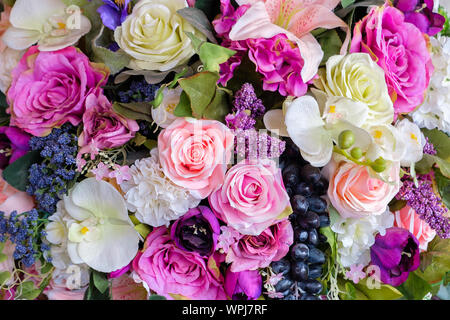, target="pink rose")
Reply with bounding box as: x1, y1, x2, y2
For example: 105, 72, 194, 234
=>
209, 159, 291, 236
132, 227, 227, 300
78, 92, 139, 154
7, 46, 109, 136
226, 219, 293, 272
324, 160, 400, 219
158, 118, 234, 199
350, 5, 433, 114
394, 205, 436, 251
